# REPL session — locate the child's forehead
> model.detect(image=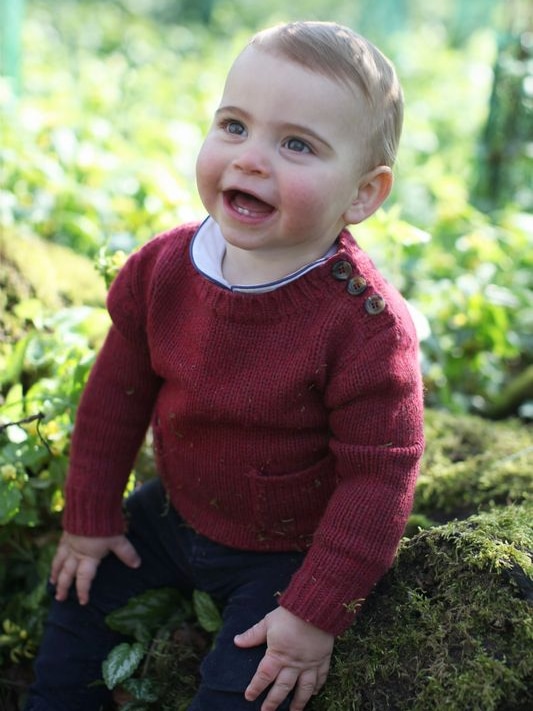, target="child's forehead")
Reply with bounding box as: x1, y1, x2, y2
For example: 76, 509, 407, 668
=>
225, 45, 364, 103
227, 45, 291, 76
224, 50, 357, 114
